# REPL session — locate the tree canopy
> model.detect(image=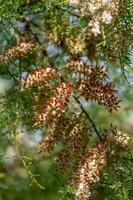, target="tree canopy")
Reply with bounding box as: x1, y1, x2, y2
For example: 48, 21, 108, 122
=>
0, 0, 133, 199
